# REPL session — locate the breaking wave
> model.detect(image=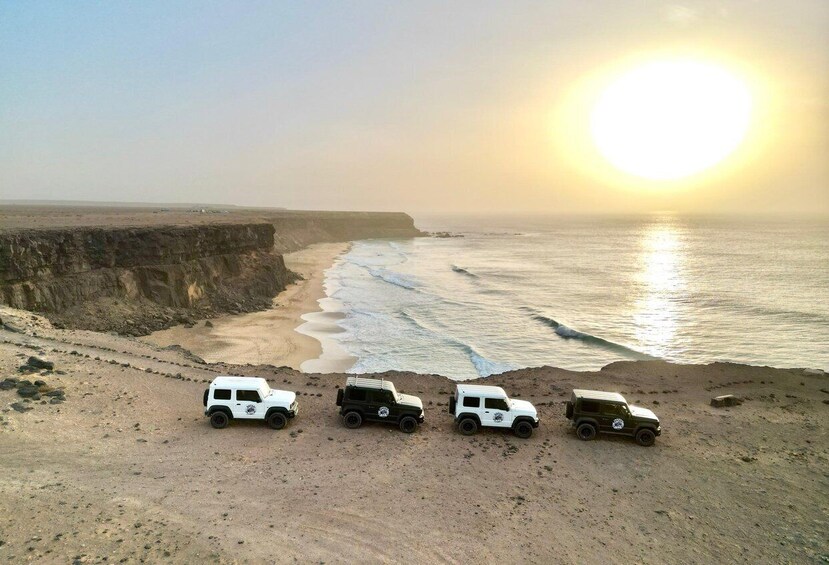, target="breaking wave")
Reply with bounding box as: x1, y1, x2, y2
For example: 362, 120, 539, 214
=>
531, 314, 657, 360
451, 265, 479, 278
400, 310, 515, 377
